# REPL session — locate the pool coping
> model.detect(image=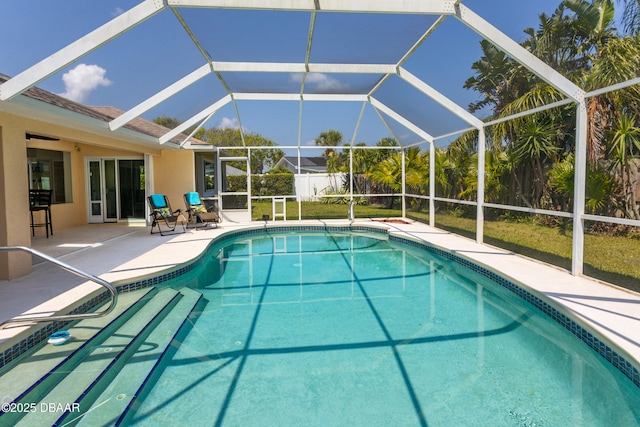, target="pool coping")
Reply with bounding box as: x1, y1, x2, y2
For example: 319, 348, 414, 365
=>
1, 220, 639, 389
